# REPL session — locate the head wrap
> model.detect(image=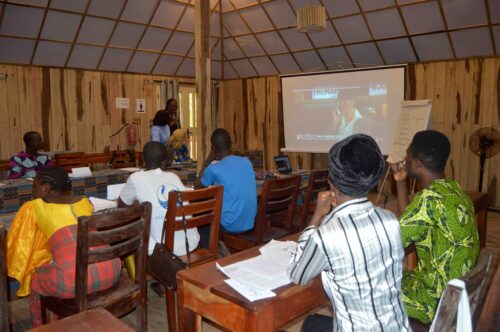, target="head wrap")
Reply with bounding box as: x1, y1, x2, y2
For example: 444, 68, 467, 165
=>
169, 129, 189, 149
328, 134, 384, 196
